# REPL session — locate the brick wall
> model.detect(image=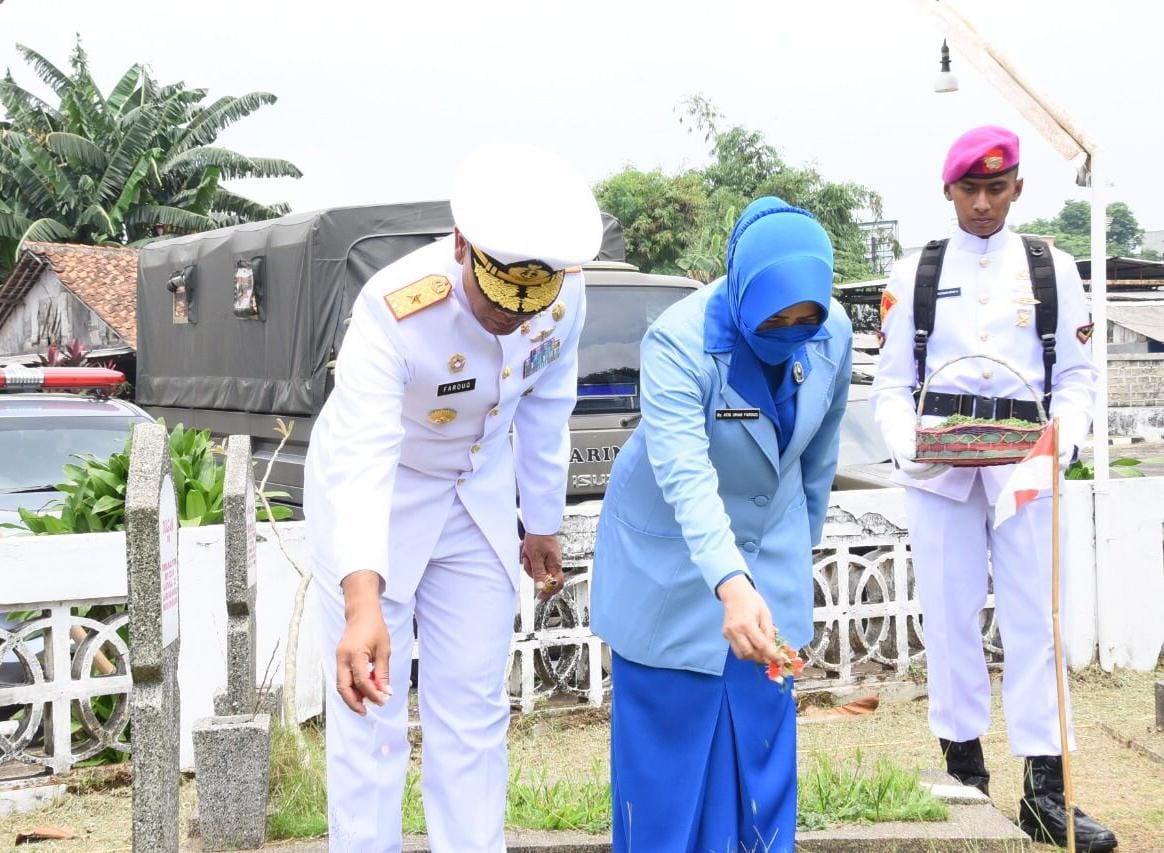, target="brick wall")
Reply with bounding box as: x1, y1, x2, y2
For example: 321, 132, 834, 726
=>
1108, 353, 1164, 407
